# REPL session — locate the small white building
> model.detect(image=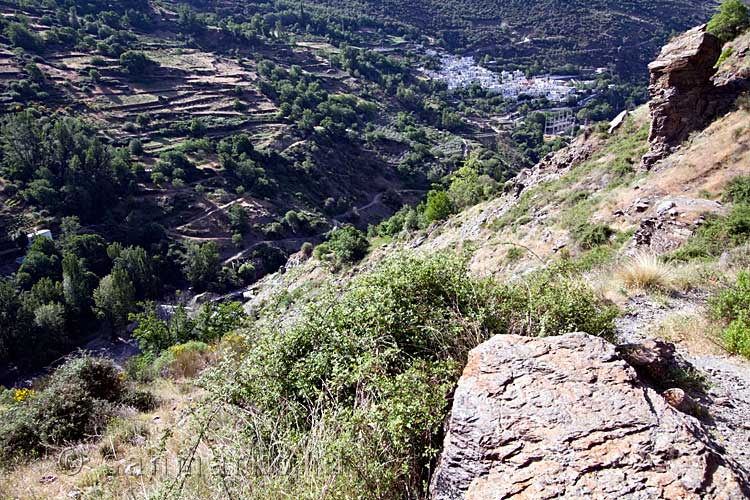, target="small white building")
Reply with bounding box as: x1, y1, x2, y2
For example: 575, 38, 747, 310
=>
27, 229, 53, 247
